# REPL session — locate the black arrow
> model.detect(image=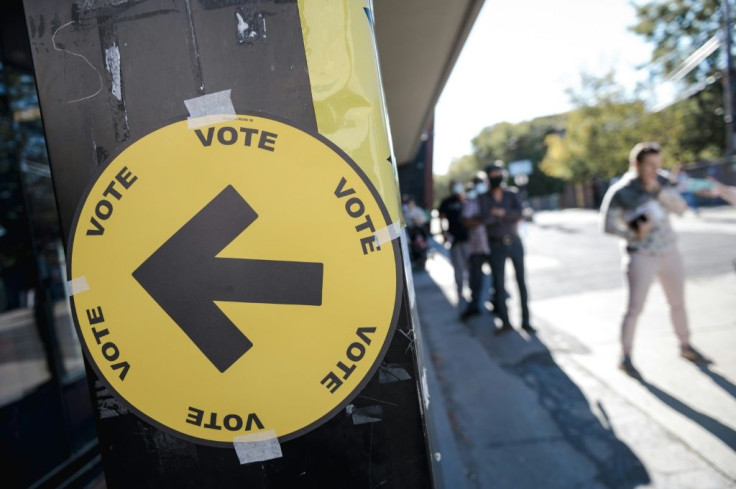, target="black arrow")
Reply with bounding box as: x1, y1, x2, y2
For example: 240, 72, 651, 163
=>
133, 185, 324, 373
